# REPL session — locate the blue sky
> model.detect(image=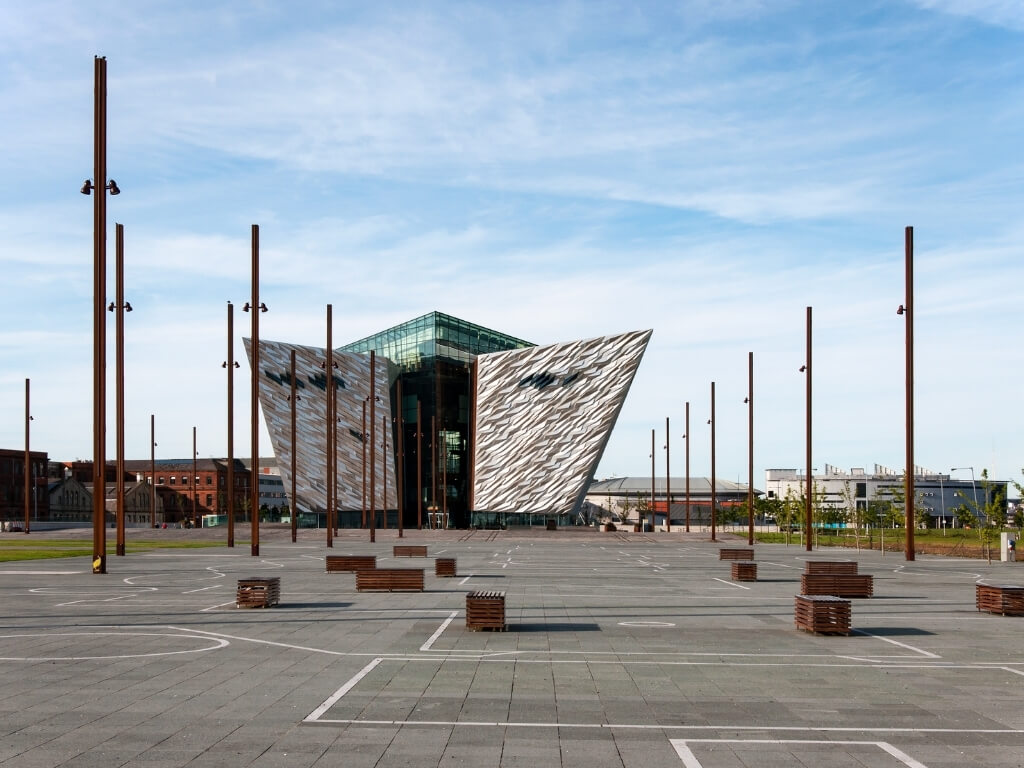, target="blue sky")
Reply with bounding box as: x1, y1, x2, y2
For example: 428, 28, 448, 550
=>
1, 0, 1022, 489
